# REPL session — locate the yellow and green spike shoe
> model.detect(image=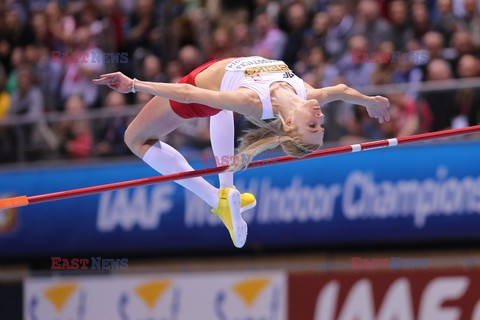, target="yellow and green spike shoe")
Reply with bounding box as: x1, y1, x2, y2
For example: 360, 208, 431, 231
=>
211, 188, 247, 248
240, 192, 256, 214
